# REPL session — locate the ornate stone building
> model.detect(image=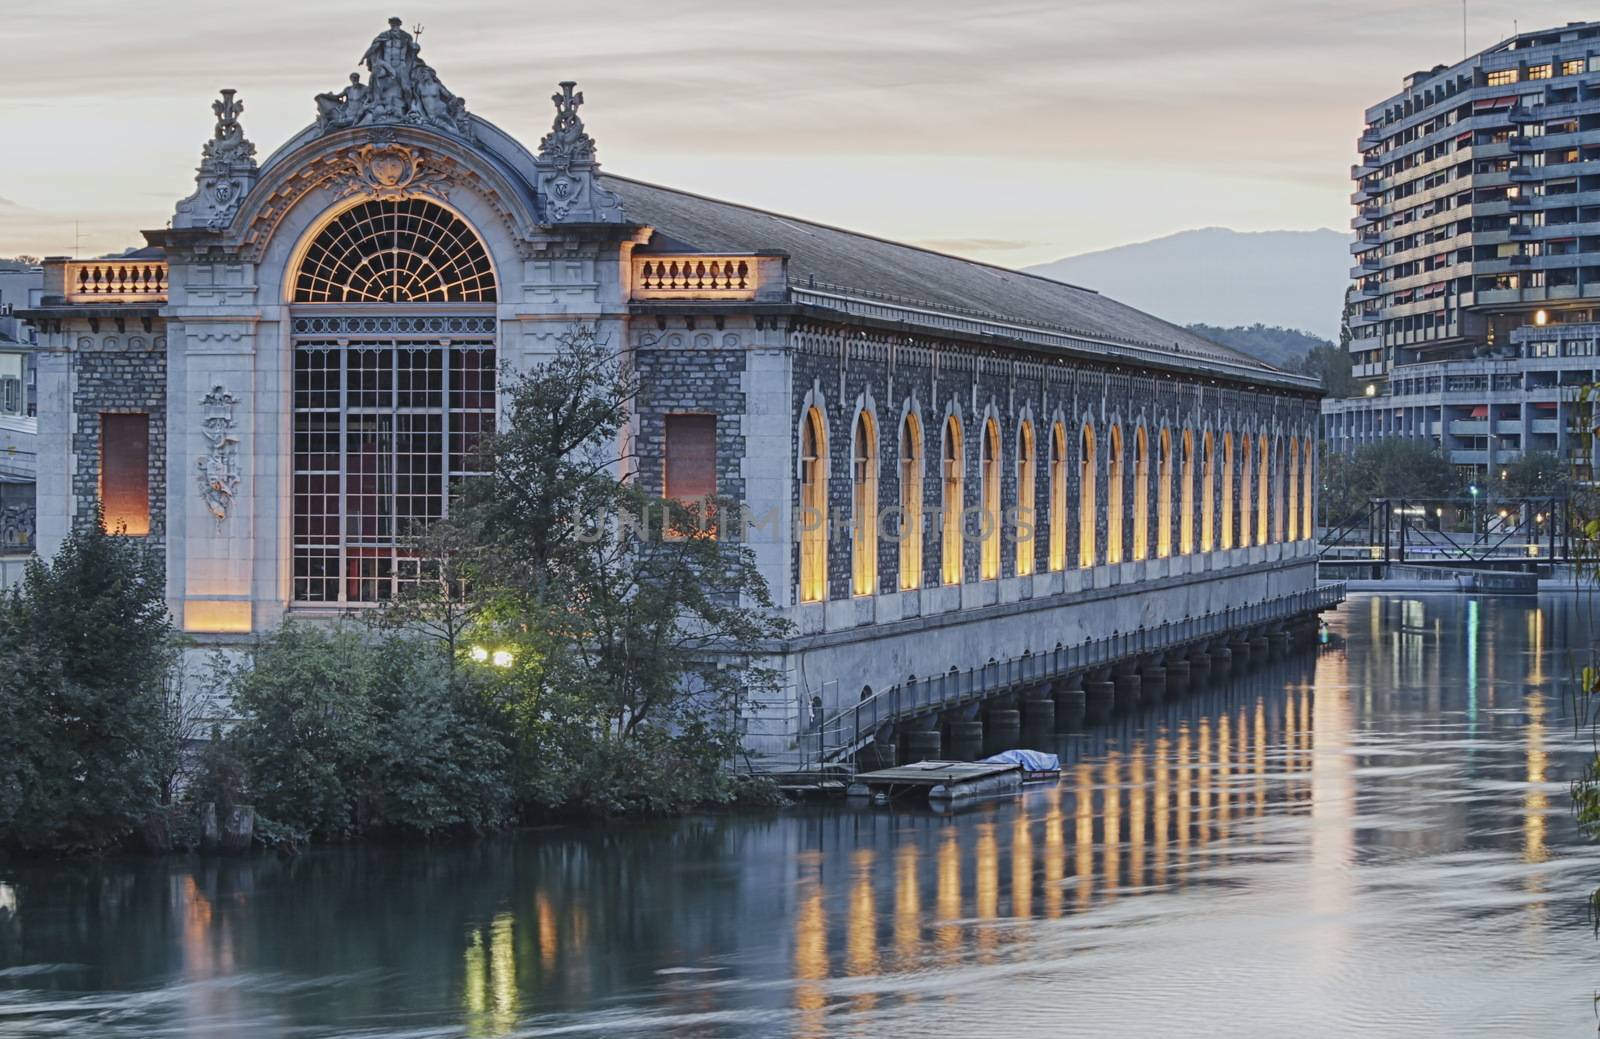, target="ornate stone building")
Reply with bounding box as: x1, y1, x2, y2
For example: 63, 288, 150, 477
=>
23, 20, 1323, 751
